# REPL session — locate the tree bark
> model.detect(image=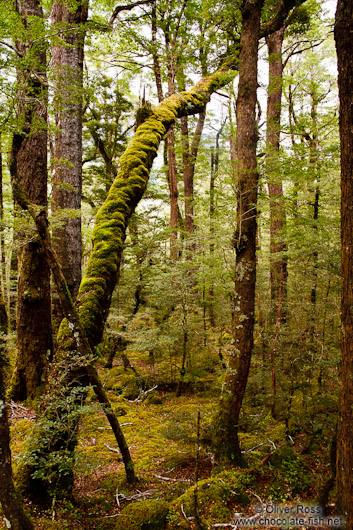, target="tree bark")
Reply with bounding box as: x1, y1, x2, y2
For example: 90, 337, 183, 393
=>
51, 0, 89, 301
212, 0, 263, 465
8, 0, 53, 402
0, 356, 34, 530
181, 111, 206, 239
0, 267, 33, 529
266, 27, 287, 323
334, 0, 353, 526
265, 27, 287, 418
